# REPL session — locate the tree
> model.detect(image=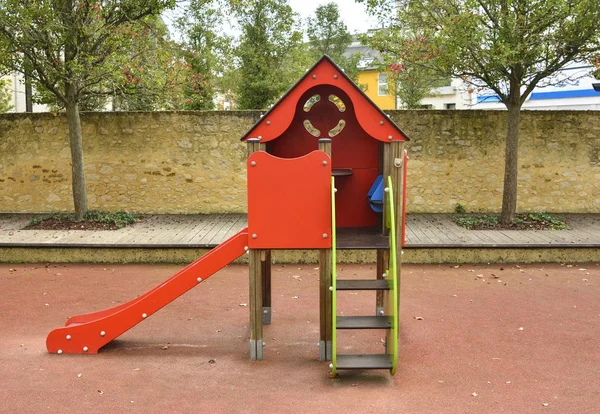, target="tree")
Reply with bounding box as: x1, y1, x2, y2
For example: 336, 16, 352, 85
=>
177, 0, 234, 110
0, 0, 175, 220
233, 0, 304, 109
362, 0, 600, 223
0, 78, 12, 112
306, 3, 361, 81
385, 62, 446, 109
29, 14, 182, 112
